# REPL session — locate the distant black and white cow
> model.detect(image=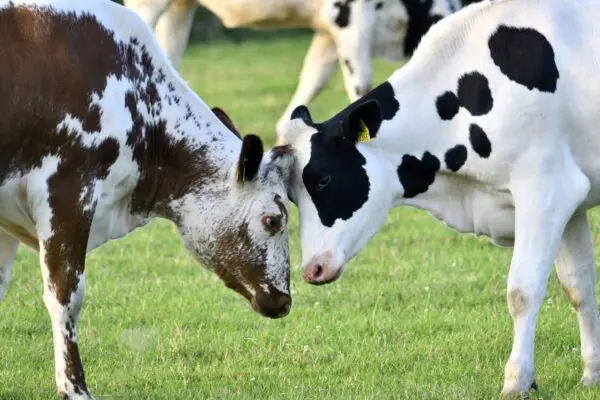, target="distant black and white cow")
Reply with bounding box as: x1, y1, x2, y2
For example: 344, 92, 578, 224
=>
281, 0, 600, 396
0, 0, 294, 398
123, 0, 461, 140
